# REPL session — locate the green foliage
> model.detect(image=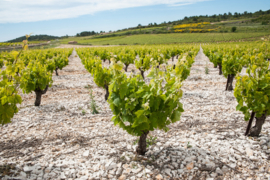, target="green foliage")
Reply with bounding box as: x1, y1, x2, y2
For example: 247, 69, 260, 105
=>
262, 21, 268, 25
118, 49, 135, 67
20, 60, 53, 94
187, 141, 192, 148
0, 39, 71, 124
135, 55, 151, 72
211, 51, 223, 67
171, 54, 194, 81
205, 63, 209, 74
92, 59, 113, 89
53, 54, 69, 70
222, 52, 243, 77
108, 60, 184, 137
146, 135, 157, 147
0, 42, 28, 125
89, 88, 99, 114
151, 50, 165, 66
7, 35, 59, 43
231, 27, 237, 32
82, 109, 86, 115
234, 53, 270, 121
99, 49, 110, 61
60, 32, 270, 46
0, 73, 22, 125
